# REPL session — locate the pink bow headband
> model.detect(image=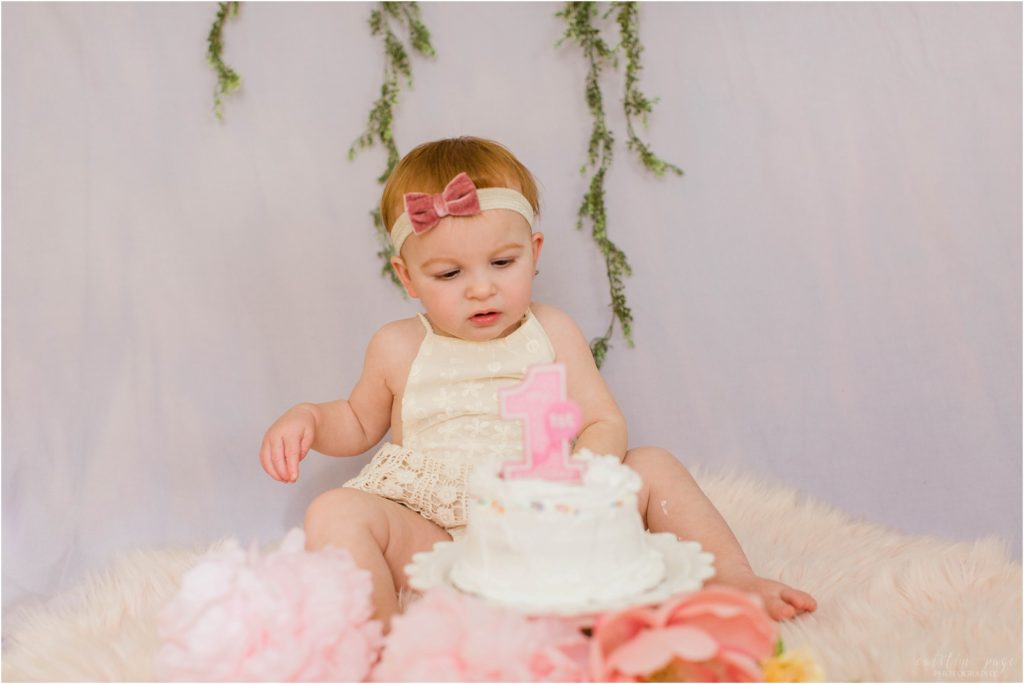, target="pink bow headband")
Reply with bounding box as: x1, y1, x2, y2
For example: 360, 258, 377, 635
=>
389, 172, 535, 253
